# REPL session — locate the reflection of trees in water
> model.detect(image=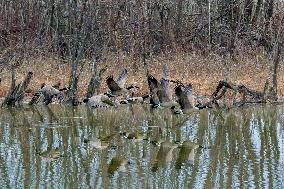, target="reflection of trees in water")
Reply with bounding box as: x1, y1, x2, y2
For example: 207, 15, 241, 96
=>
198, 106, 282, 189
0, 106, 282, 188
